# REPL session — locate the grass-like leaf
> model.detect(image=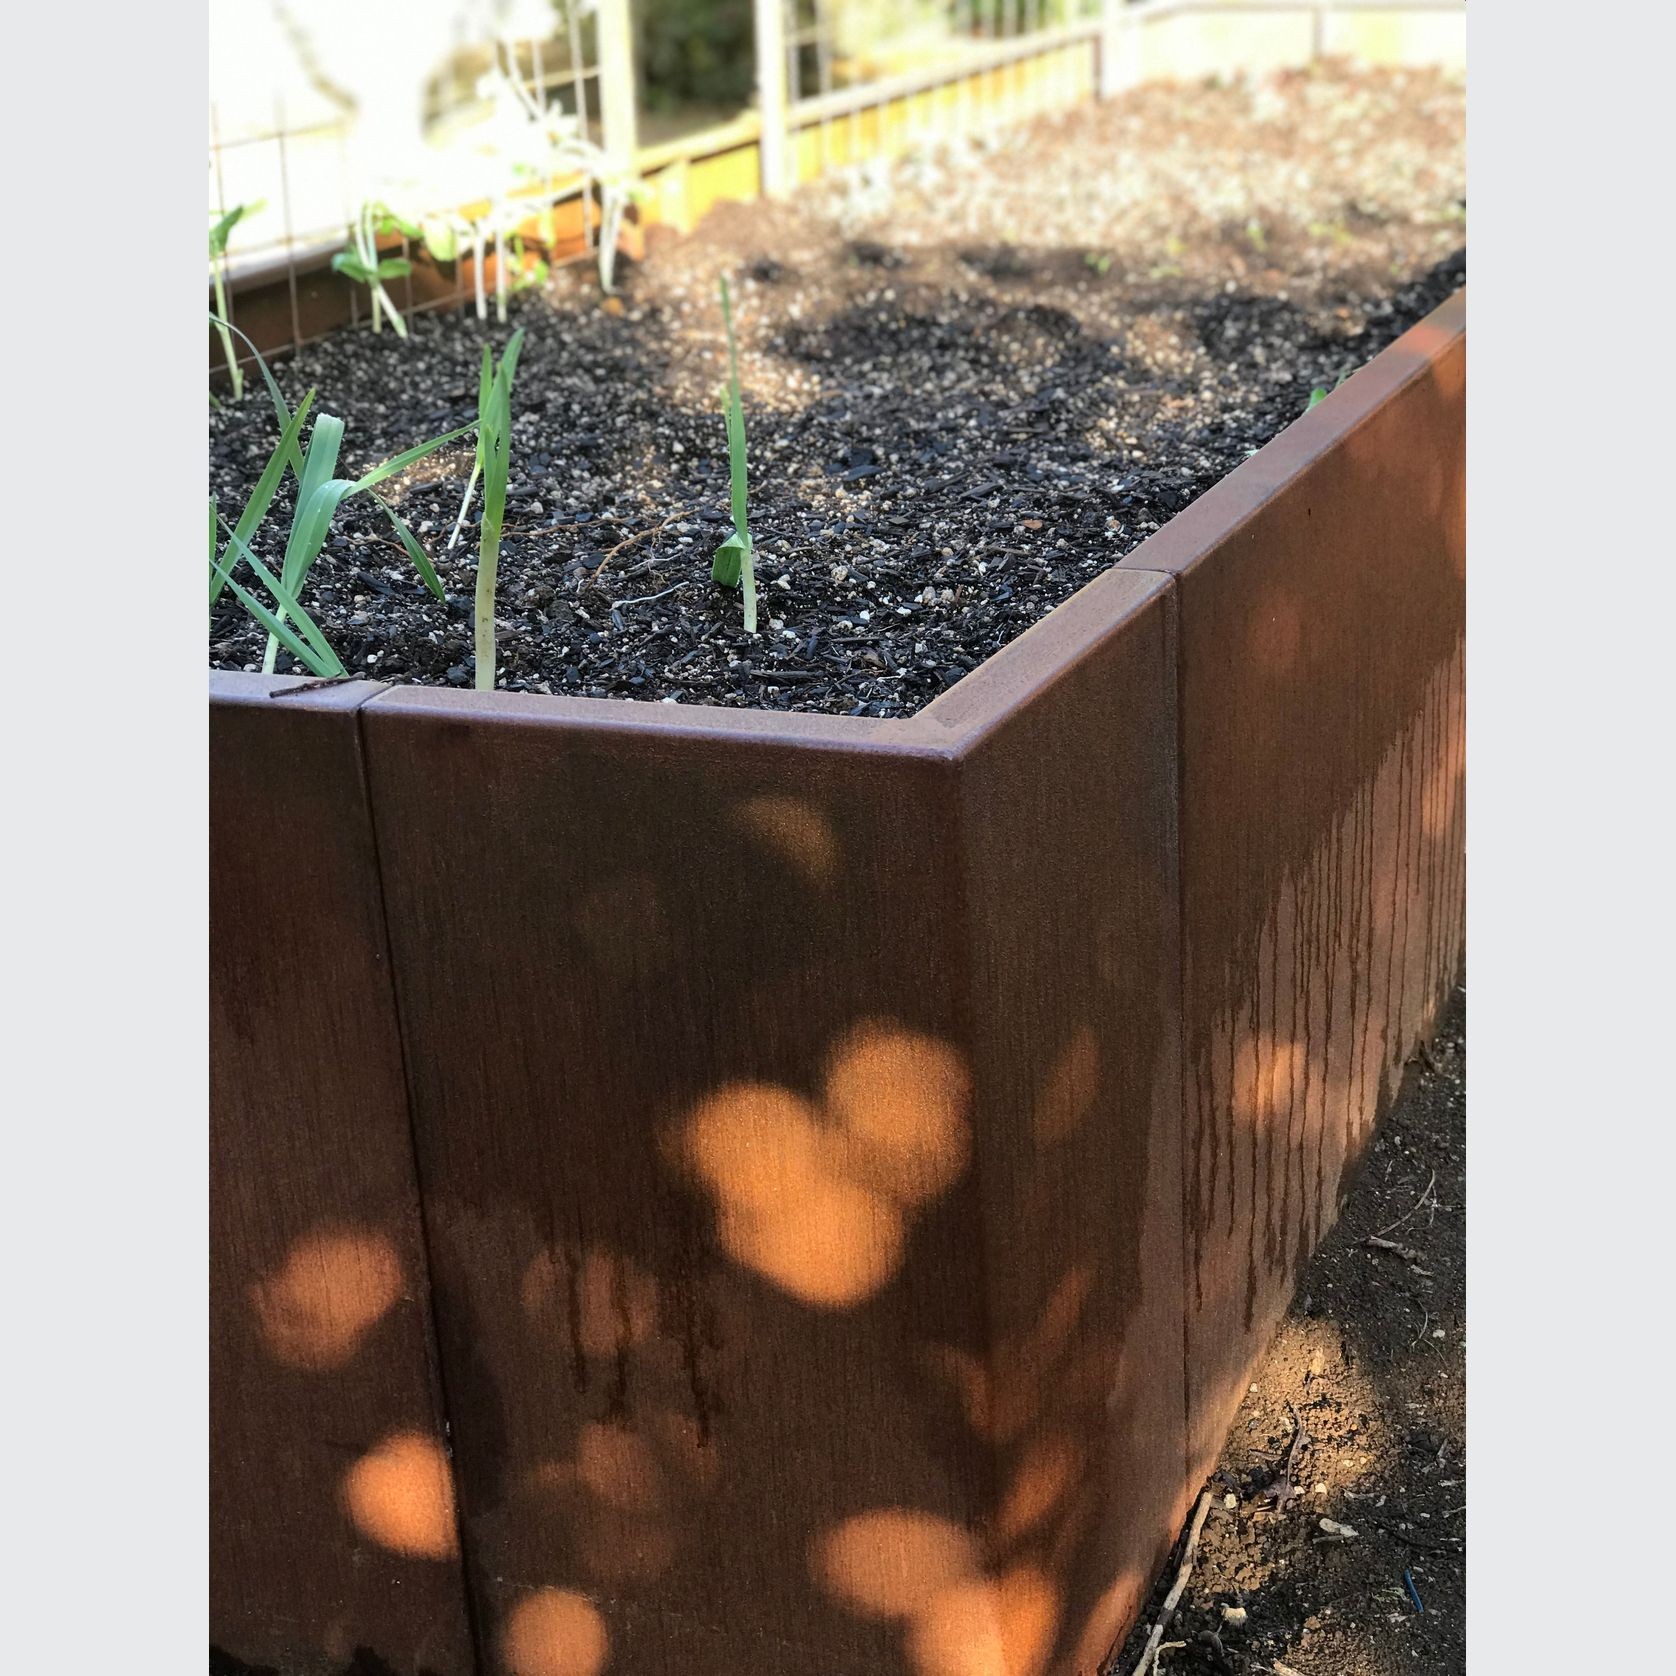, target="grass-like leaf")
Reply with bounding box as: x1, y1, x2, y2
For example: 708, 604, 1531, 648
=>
710, 276, 757, 632
209, 387, 316, 607
372, 493, 444, 599
212, 521, 347, 678
474, 328, 525, 690
209, 316, 306, 480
